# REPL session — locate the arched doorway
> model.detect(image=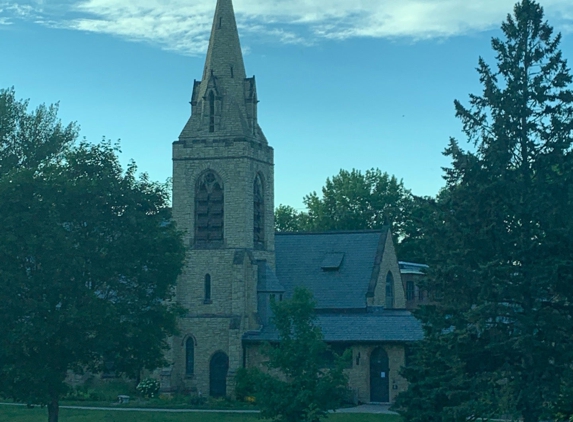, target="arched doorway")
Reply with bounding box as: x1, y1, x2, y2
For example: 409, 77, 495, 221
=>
209, 351, 229, 397
370, 347, 390, 402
